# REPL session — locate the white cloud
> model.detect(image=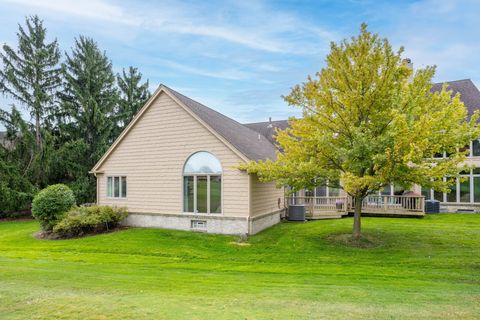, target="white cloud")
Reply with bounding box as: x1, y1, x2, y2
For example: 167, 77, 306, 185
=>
2, 0, 334, 55
160, 60, 252, 81
2, 0, 141, 26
